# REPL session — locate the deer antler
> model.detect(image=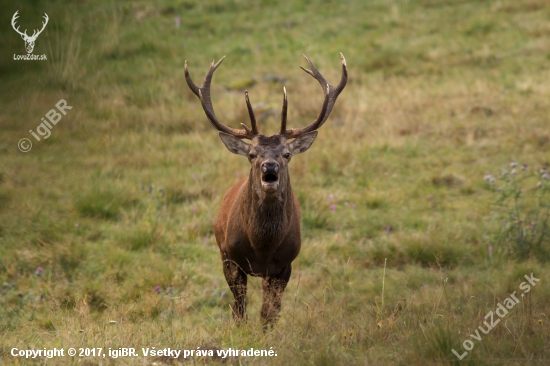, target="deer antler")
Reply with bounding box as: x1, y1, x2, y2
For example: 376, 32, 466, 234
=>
11, 11, 49, 40
279, 87, 288, 134
280, 53, 347, 139
244, 90, 259, 136
185, 57, 258, 140
11, 11, 28, 38
30, 13, 49, 40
